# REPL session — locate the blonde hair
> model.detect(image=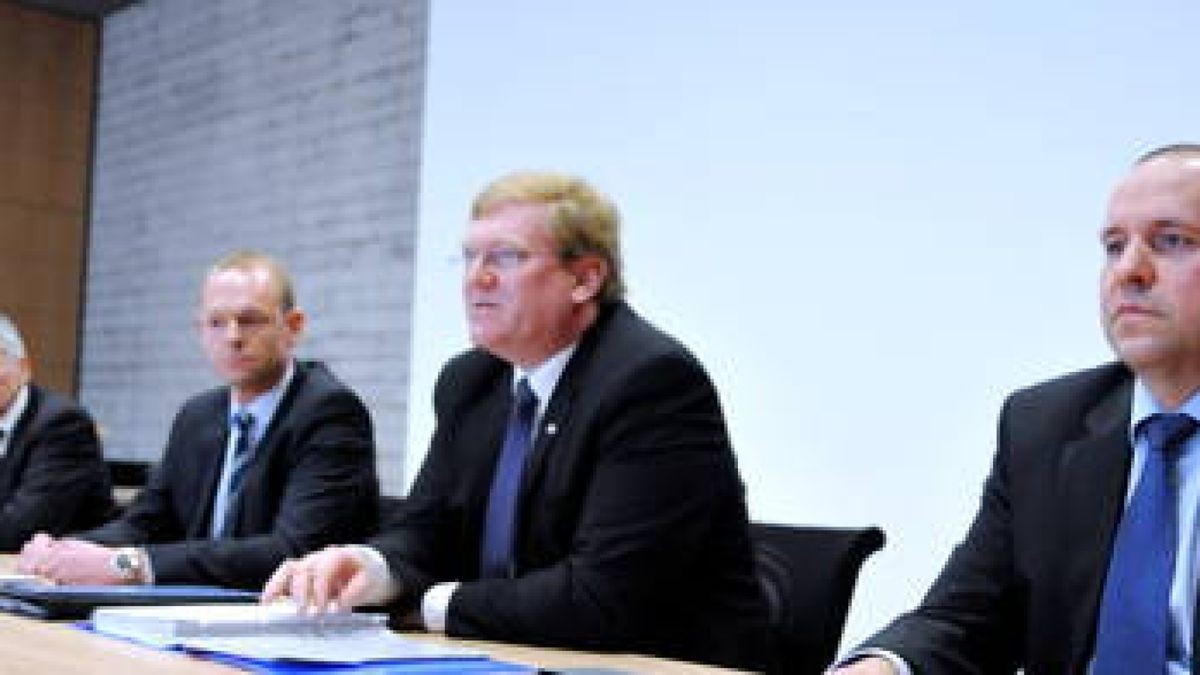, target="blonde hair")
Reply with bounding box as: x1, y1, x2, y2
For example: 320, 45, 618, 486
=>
208, 250, 296, 312
472, 172, 625, 303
